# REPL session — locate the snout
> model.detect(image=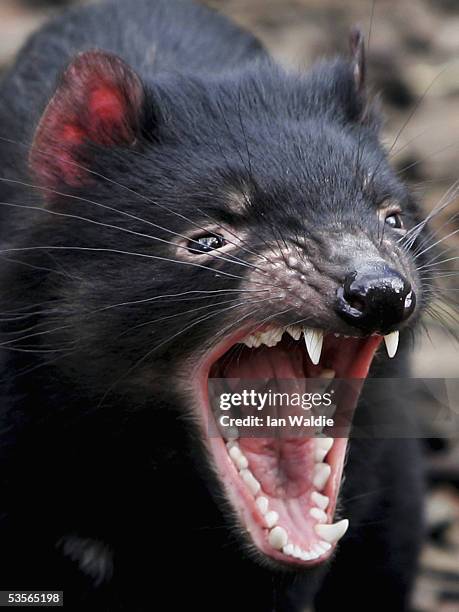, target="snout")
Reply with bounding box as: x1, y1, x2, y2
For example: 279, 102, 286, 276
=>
335, 263, 416, 334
